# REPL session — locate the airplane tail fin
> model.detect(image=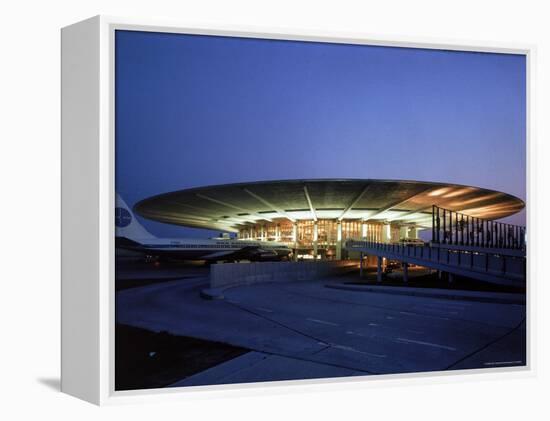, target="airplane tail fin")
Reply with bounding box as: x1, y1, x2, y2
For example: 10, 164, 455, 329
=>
115, 193, 155, 240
